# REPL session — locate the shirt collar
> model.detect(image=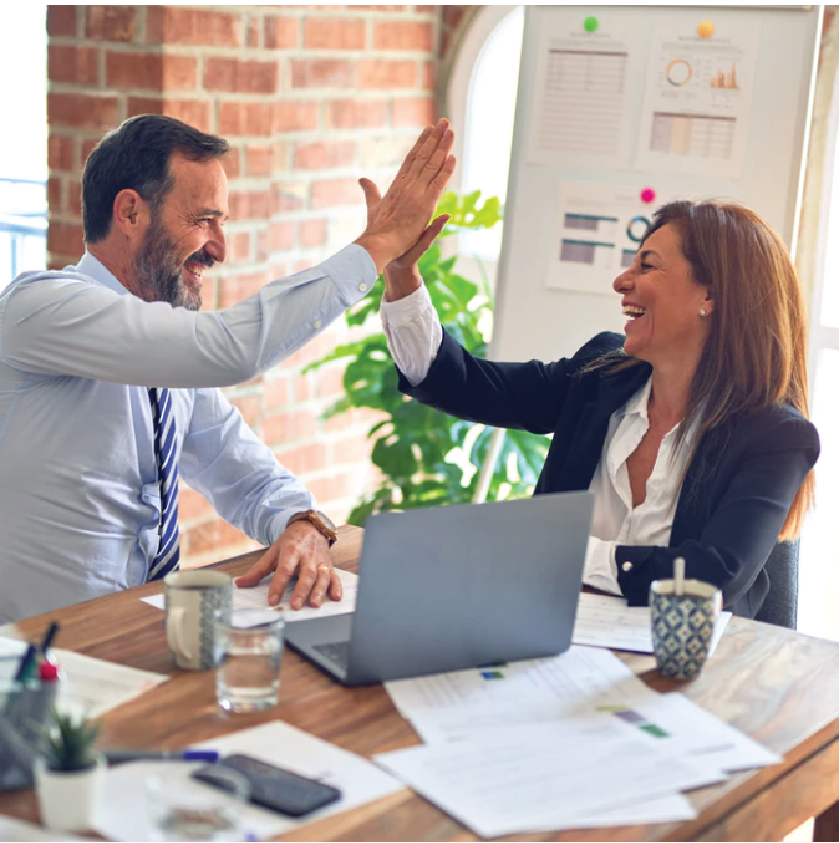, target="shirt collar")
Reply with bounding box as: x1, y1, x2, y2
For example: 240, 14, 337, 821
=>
75, 252, 131, 297
617, 375, 652, 423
